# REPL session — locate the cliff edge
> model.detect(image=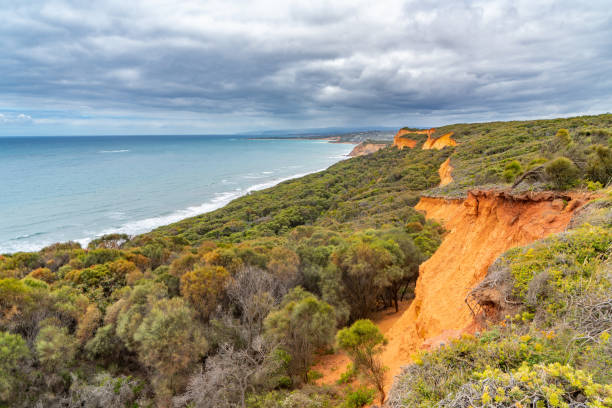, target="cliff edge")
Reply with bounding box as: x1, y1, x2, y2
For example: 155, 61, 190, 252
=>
380, 190, 593, 391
